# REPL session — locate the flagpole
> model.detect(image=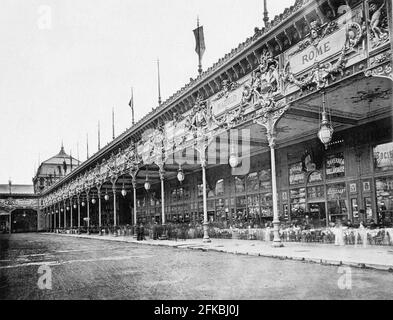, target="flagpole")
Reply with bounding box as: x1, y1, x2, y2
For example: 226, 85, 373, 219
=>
197, 16, 202, 75
86, 133, 89, 160
131, 87, 135, 125
98, 121, 101, 150
112, 107, 115, 140
157, 59, 162, 106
